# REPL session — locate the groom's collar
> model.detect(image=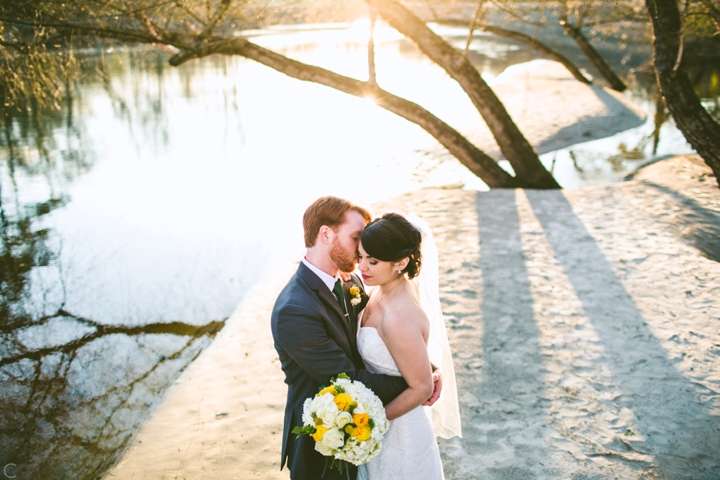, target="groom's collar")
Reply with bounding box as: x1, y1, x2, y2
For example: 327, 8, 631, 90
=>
302, 257, 340, 293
